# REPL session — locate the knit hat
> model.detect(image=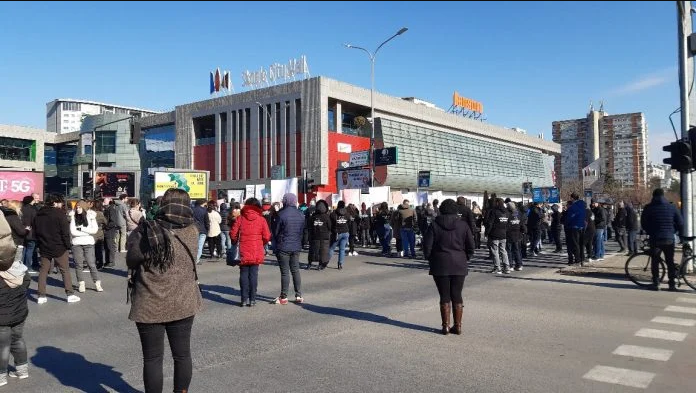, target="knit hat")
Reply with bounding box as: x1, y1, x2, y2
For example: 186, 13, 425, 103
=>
439, 199, 459, 215
282, 193, 298, 207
